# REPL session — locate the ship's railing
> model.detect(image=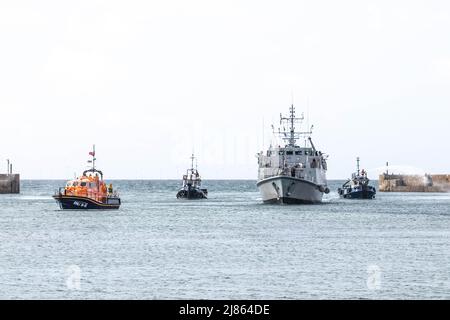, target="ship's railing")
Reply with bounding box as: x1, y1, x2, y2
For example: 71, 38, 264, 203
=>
261, 169, 311, 181
108, 190, 120, 198
55, 187, 66, 196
